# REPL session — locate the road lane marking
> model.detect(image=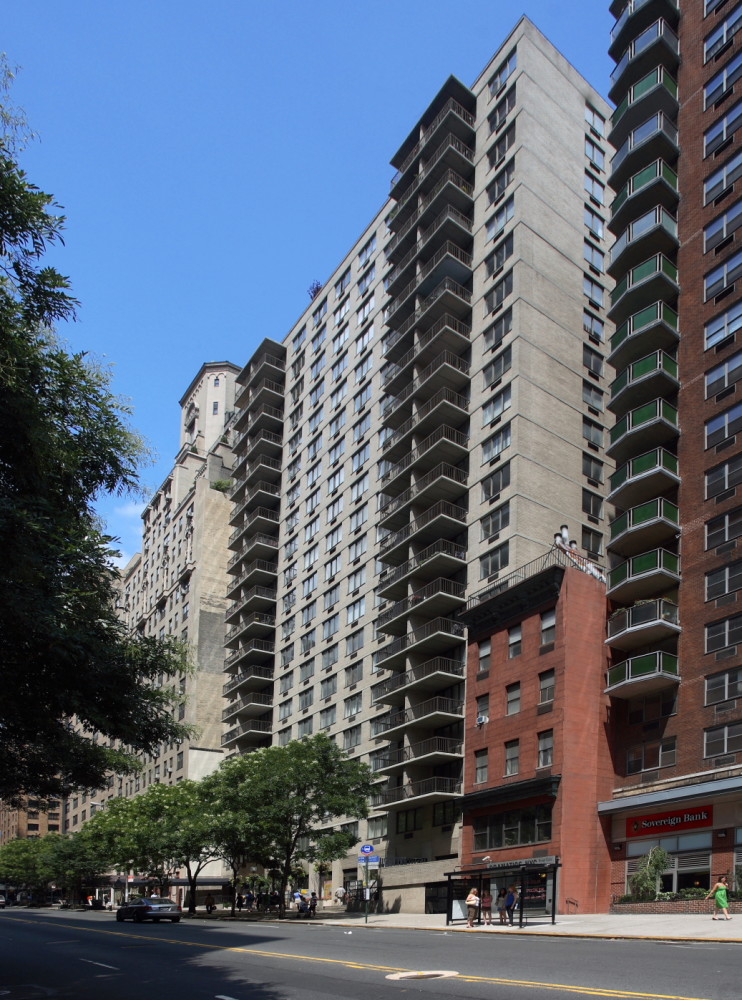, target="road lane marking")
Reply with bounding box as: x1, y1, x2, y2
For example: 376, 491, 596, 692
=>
215, 995, 241, 999
3, 916, 718, 1000
80, 959, 119, 970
